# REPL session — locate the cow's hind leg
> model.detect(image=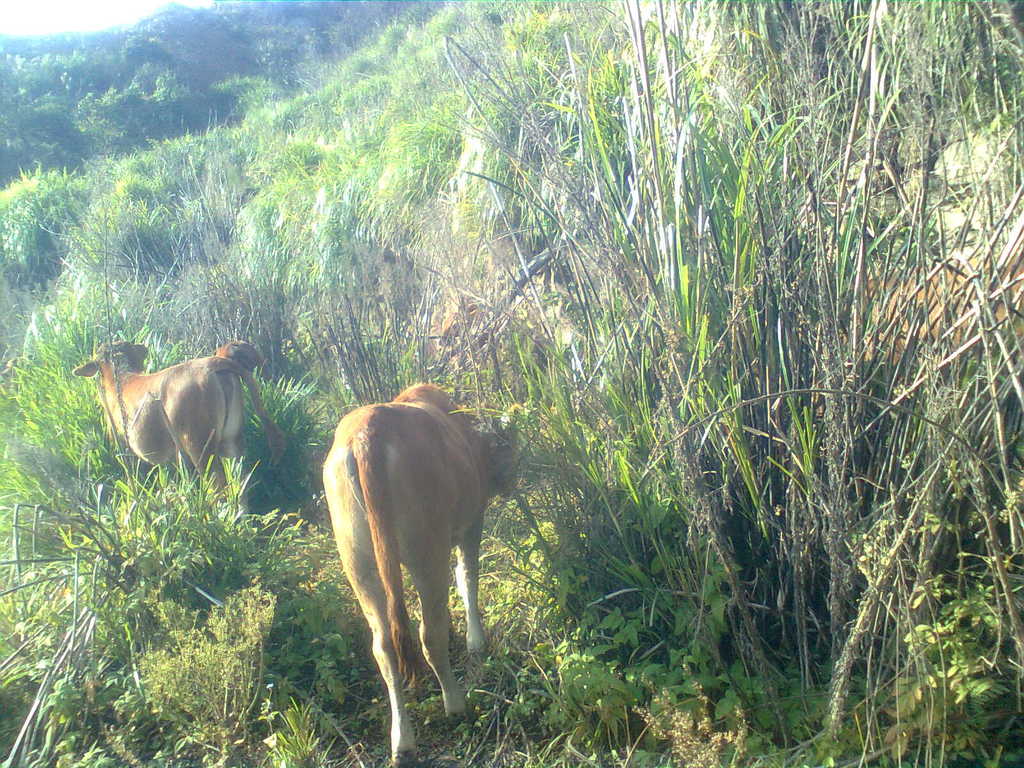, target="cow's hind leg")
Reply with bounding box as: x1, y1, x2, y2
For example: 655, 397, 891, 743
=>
455, 516, 486, 654
178, 429, 227, 490
409, 549, 466, 717
328, 489, 416, 762
359, 576, 418, 763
